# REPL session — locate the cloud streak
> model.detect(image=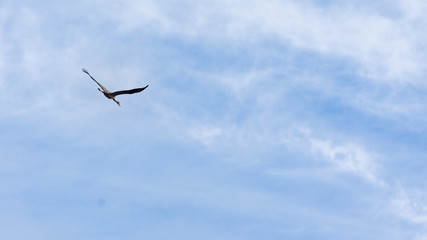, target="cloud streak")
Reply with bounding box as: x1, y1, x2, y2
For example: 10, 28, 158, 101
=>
108, 0, 427, 82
